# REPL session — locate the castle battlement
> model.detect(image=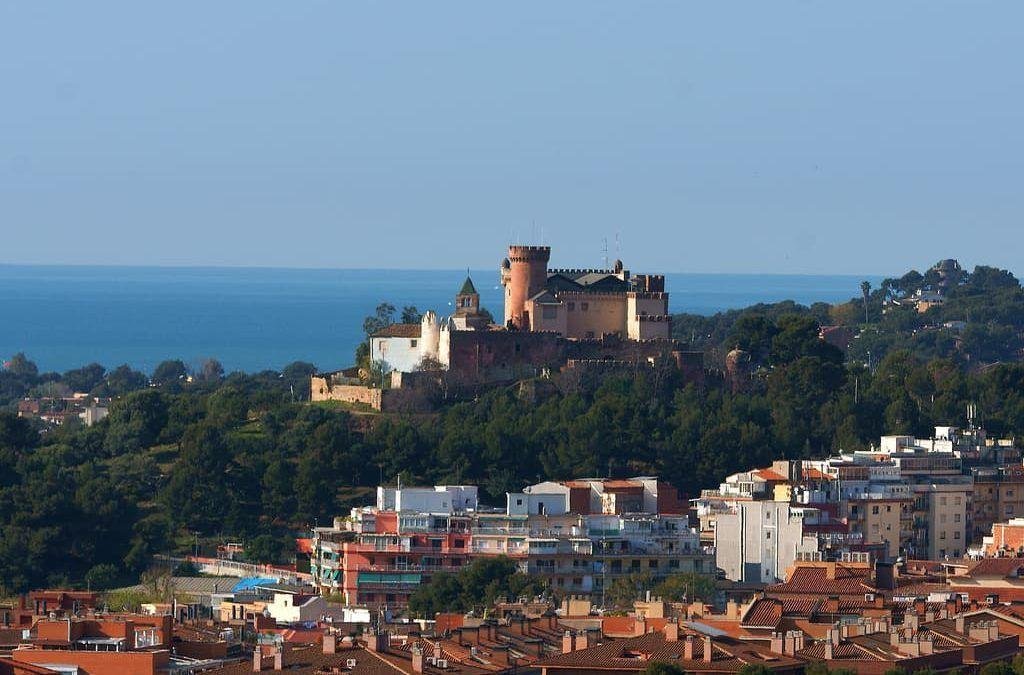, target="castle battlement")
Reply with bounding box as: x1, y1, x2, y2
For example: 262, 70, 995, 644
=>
548, 267, 618, 276
502, 244, 670, 342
